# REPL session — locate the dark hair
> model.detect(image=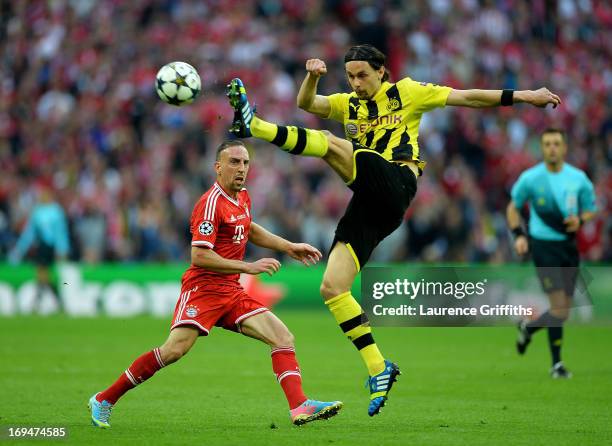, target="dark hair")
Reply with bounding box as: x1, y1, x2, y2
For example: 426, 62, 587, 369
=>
541, 128, 565, 141
344, 44, 389, 82
216, 139, 246, 160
